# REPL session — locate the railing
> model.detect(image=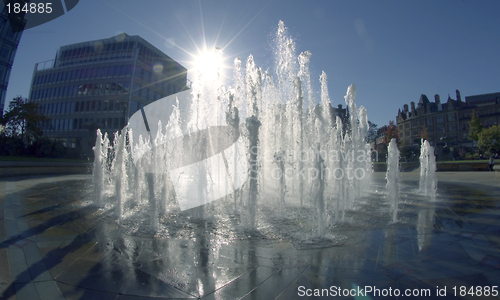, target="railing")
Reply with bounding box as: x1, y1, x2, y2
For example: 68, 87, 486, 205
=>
35, 60, 56, 71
